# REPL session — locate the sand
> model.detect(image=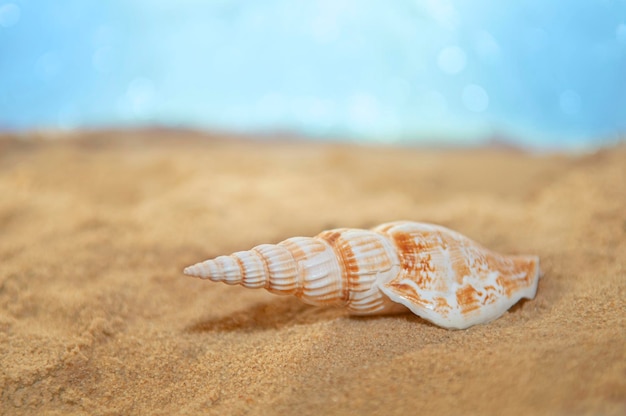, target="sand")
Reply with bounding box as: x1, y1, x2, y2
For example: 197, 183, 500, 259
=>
0, 130, 624, 415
